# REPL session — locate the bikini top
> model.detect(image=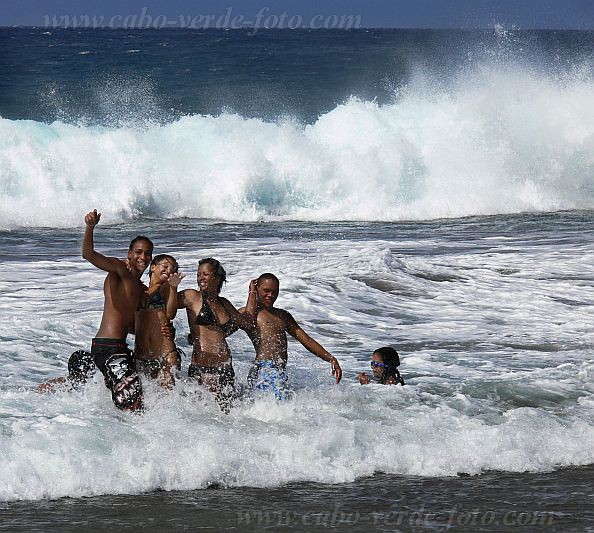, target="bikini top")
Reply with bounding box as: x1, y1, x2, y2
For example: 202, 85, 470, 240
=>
139, 290, 166, 310
195, 296, 237, 336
